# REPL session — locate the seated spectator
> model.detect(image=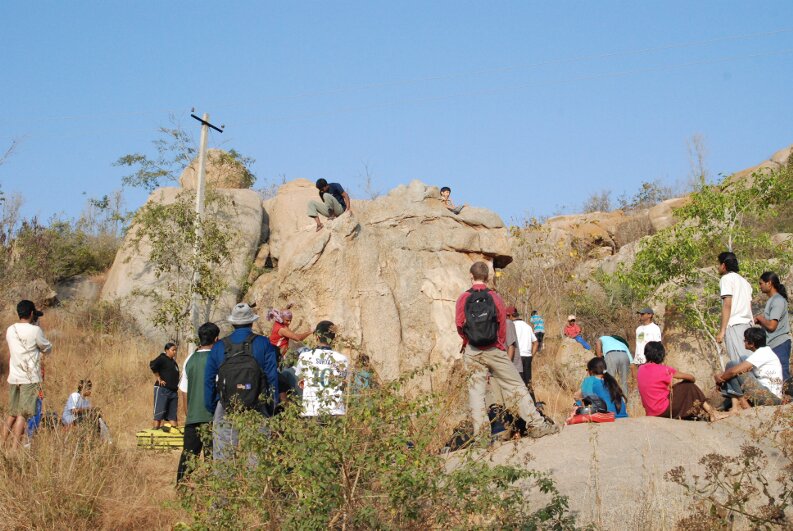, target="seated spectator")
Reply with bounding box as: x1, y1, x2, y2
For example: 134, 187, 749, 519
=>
575, 357, 628, 418
440, 186, 466, 215
564, 315, 592, 350
637, 341, 726, 422
714, 327, 783, 412
267, 307, 311, 360
595, 335, 633, 392
62, 379, 94, 426
62, 380, 112, 441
